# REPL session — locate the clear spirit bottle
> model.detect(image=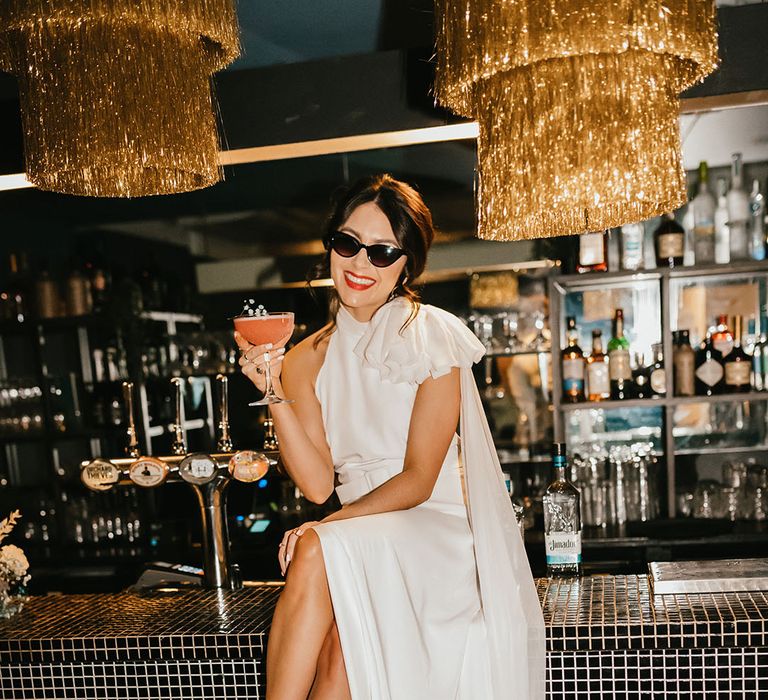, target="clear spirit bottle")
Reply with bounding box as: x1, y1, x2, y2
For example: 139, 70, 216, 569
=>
749, 179, 765, 261
692, 161, 716, 265
543, 443, 582, 578
714, 177, 730, 265
727, 153, 750, 260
